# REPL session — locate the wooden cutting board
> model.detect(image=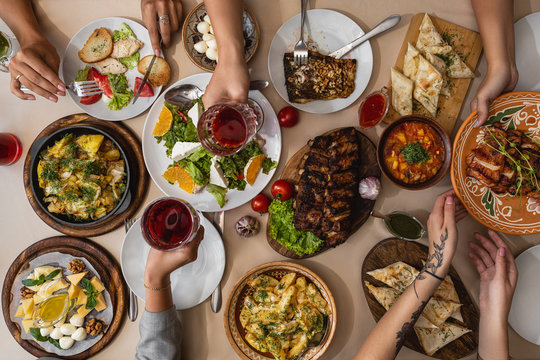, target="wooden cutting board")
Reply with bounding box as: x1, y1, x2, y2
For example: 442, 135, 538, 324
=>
266, 128, 381, 259
361, 238, 479, 360
2, 236, 127, 359
383, 13, 483, 135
